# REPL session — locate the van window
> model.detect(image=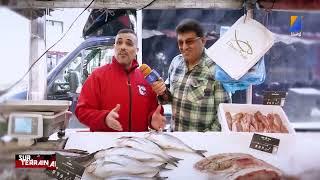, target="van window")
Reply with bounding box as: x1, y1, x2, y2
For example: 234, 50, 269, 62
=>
47, 45, 113, 101
82, 47, 113, 82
